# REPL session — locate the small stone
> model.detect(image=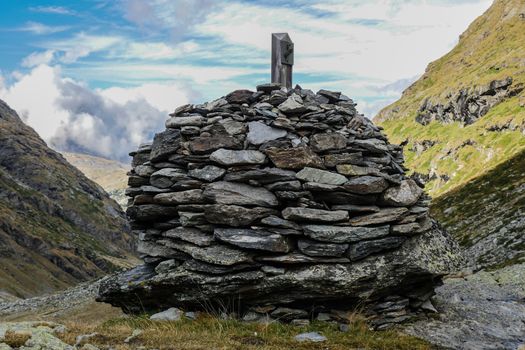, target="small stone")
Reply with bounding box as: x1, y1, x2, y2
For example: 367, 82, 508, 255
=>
282, 207, 349, 222
166, 115, 205, 127
343, 176, 389, 194
203, 181, 278, 207
331, 204, 380, 213
260, 215, 301, 230
264, 146, 324, 170
350, 207, 408, 226
295, 332, 327, 343
271, 307, 308, 320
261, 265, 285, 275
257, 253, 349, 264
336, 164, 379, 176
75, 333, 99, 347
161, 240, 251, 265
298, 239, 349, 257
224, 168, 296, 184
154, 189, 204, 205
179, 212, 207, 226
210, 149, 267, 166
215, 228, 291, 252
310, 133, 347, 152
338, 323, 350, 332
219, 118, 246, 135
150, 129, 181, 162
324, 152, 363, 167
247, 121, 287, 145
381, 179, 423, 206
296, 167, 347, 185
303, 225, 390, 243
164, 227, 214, 247
185, 311, 198, 320
291, 319, 310, 327
265, 181, 302, 191
226, 89, 254, 104
347, 236, 407, 261
318, 89, 341, 102
155, 259, 179, 274
124, 329, 143, 343
205, 205, 277, 226
150, 308, 183, 321
421, 299, 438, 313
257, 83, 282, 93
188, 135, 243, 154
278, 94, 307, 114
317, 313, 332, 321
188, 165, 226, 182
